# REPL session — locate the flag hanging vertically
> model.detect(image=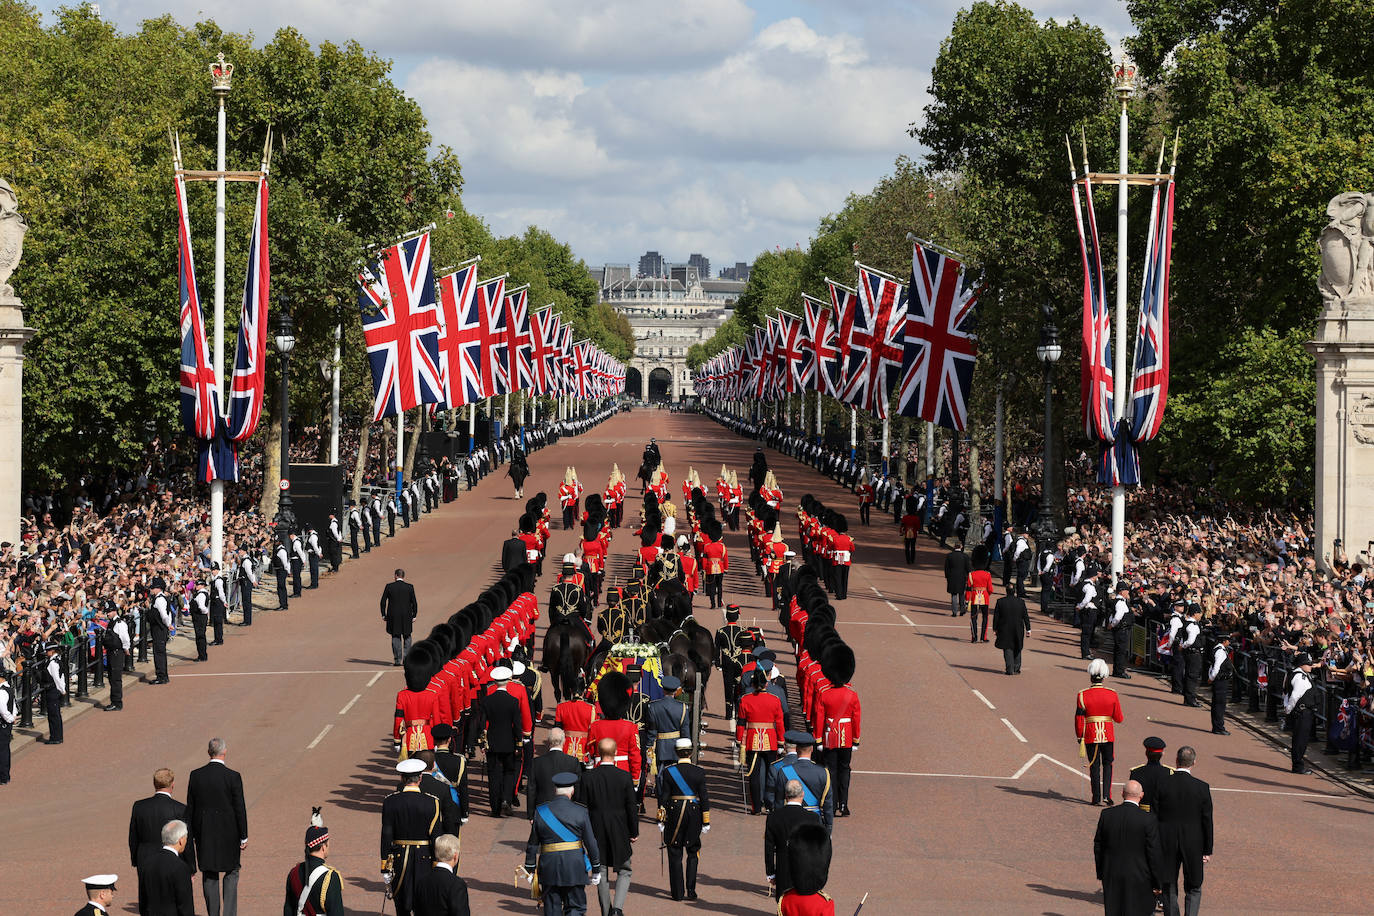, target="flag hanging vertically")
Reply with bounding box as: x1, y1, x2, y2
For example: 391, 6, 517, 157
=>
225, 176, 270, 442
1129, 174, 1174, 443
504, 285, 534, 393
357, 231, 443, 420
530, 307, 559, 395
433, 262, 481, 410
473, 274, 508, 397
840, 264, 907, 418
1072, 169, 1114, 442
898, 241, 981, 431
802, 293, 842, 398
176, 167, 218, 442
776, 310, 805, 395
